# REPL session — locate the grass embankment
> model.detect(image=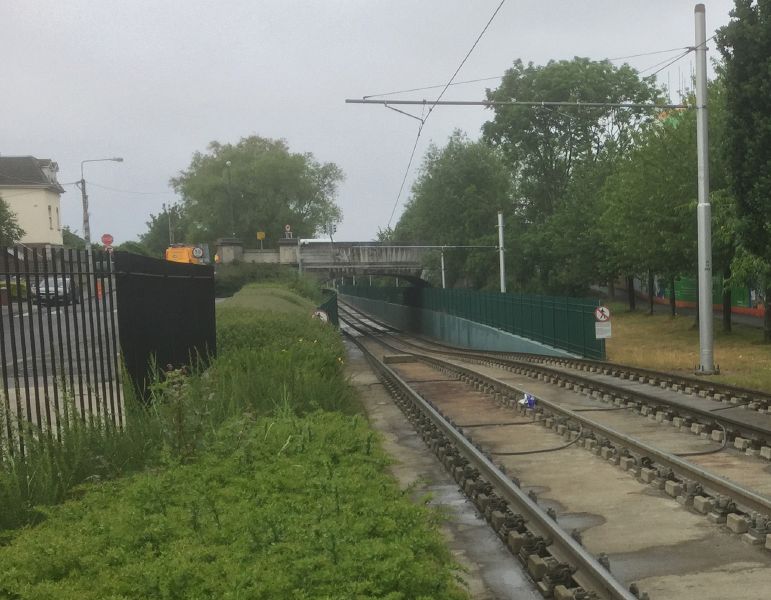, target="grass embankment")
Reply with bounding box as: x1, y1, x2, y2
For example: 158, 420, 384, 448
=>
0, 284, 466, 599
606, 301, 771, 391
